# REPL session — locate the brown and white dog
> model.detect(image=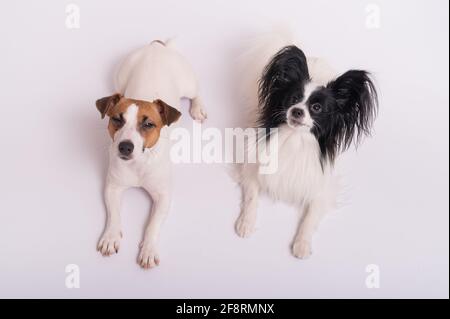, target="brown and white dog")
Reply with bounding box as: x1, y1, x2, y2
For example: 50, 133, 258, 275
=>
96, 40, 206, 269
